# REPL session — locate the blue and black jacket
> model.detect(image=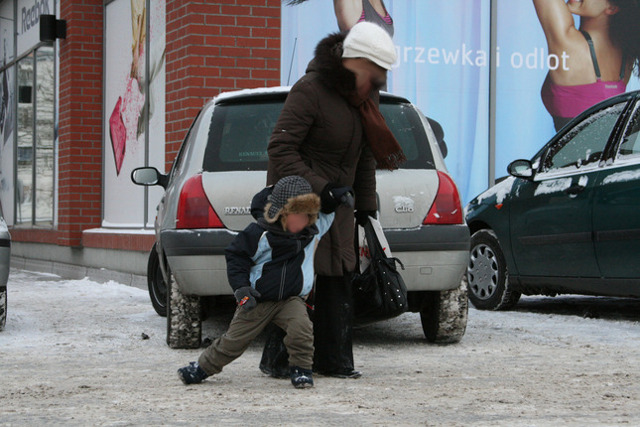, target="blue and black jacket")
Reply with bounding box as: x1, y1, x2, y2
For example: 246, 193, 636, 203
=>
225, 213, 334, 301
